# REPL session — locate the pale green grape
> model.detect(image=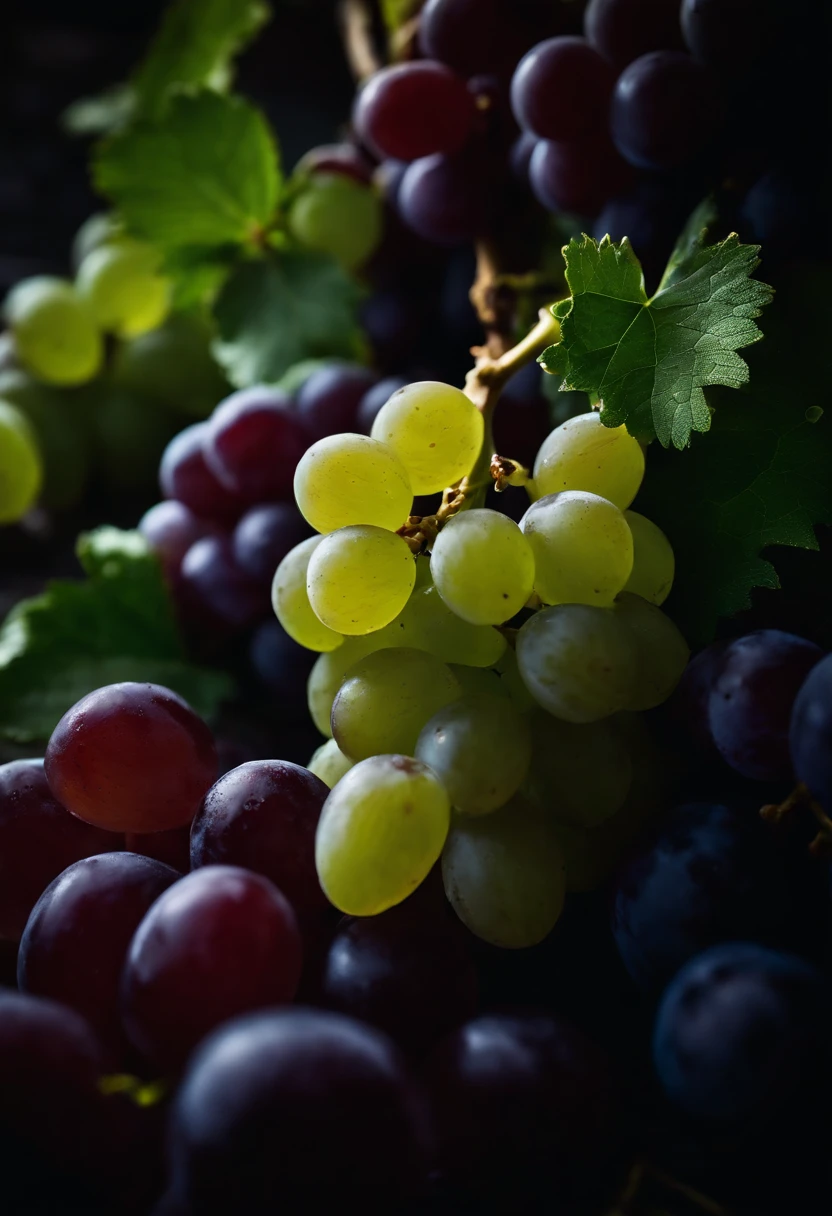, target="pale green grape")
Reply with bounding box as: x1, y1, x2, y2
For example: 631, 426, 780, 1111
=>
416, 694, 532, 816
525, 713, 632, 828
308, 638, 381, 736
441, 796, 566, 947
4, 277, 103, 387
431, 509, 535, 626
614, 592, 689, 710
307, 525, 416, 636
371, 381, 484, 495
400, 585, 507, 667
516, 603, 637, 723
0, 371, 89, 510
413, 554, 433, 589
533, 411, 645, 509
71, 212, 122, 270
449, 664, 509, 700
76, 239, 171, 338
316, 754, 450, 915
308, 739, 354, 788
623, 511, 675, 605
113, 313, 230, 419
288, 174, 383, 270
494, 649, 537, 713
294, 433, 413, 534
520, 490, 633, 607
272, 537, 344, 653
0, 400, 42, 522
332, 646, 461, 760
